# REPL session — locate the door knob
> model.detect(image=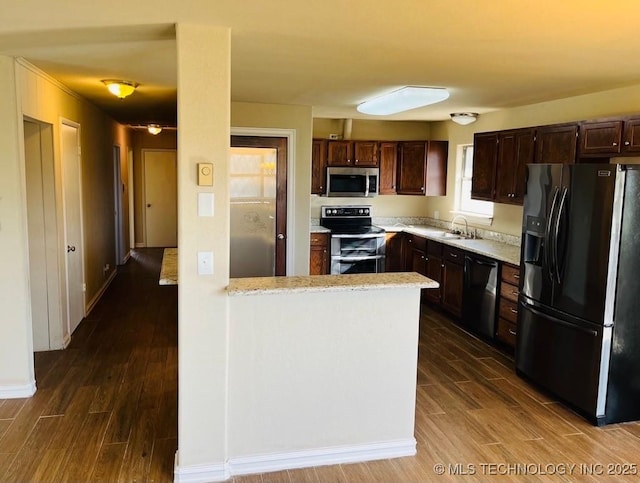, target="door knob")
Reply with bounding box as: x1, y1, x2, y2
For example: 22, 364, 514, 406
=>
277, 234, 285, 240
147, 204, 151, 208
